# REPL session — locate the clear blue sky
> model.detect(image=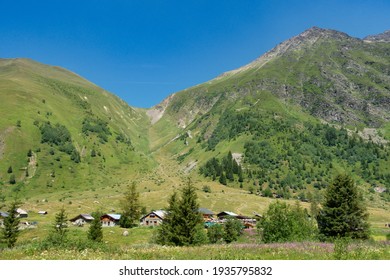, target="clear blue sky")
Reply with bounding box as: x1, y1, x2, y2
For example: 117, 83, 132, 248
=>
1, 0, 389, 108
